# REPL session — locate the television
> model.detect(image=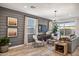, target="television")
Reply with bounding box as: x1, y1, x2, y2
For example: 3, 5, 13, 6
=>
38, 24, 48, 32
